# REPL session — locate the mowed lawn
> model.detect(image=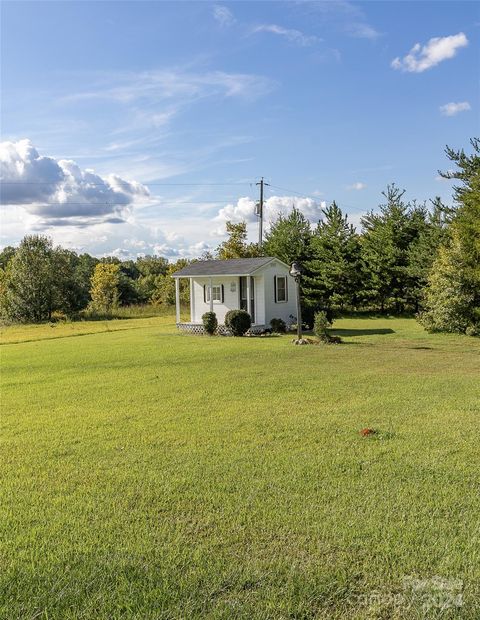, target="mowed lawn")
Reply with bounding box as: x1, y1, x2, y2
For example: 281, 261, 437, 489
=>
1, 317, 479, 619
